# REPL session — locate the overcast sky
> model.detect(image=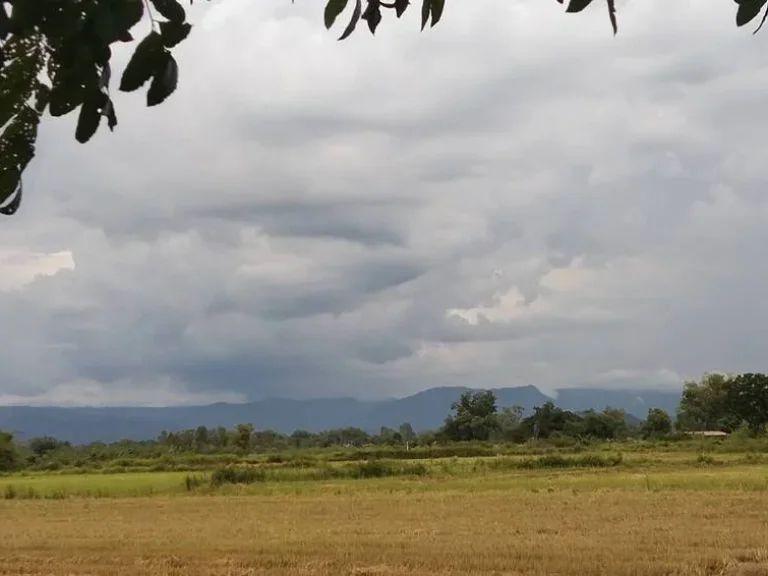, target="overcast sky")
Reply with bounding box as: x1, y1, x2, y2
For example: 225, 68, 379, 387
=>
1, 0, 767, 406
